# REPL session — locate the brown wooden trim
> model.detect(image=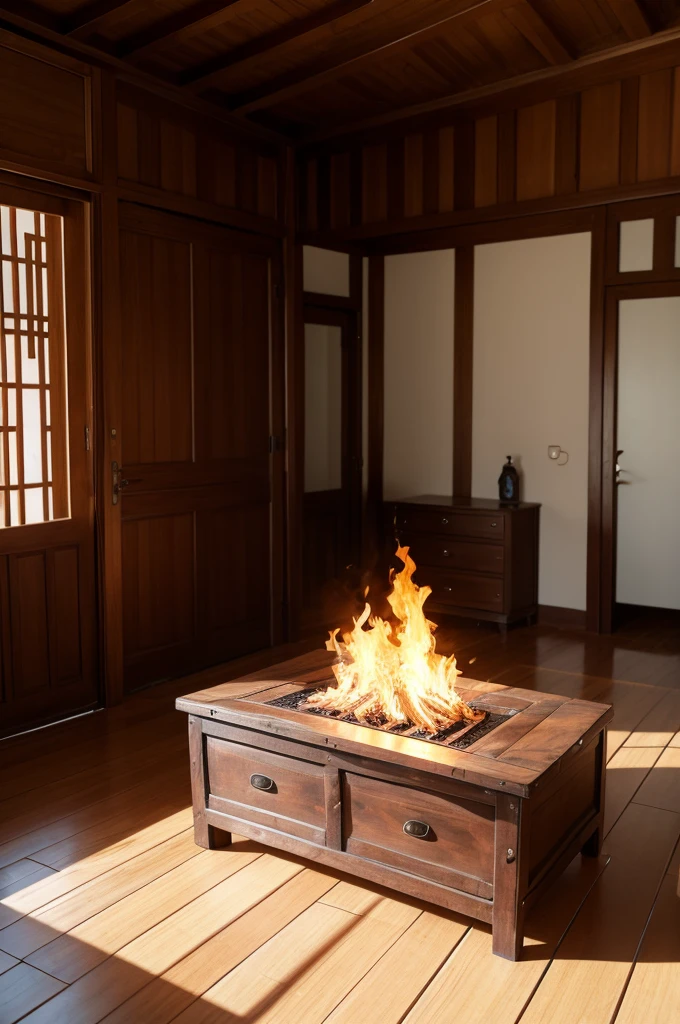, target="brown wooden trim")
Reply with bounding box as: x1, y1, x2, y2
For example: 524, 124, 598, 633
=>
605, 195, 680, 284
183, 0, 374, 87
601, 0, 651, 41
365, 254, 384, 560
453, 247, 473, 497
600, 279, 680, 633
586, 209, 607, 633
66, 0, 137, 36
537, 605, 587, 630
